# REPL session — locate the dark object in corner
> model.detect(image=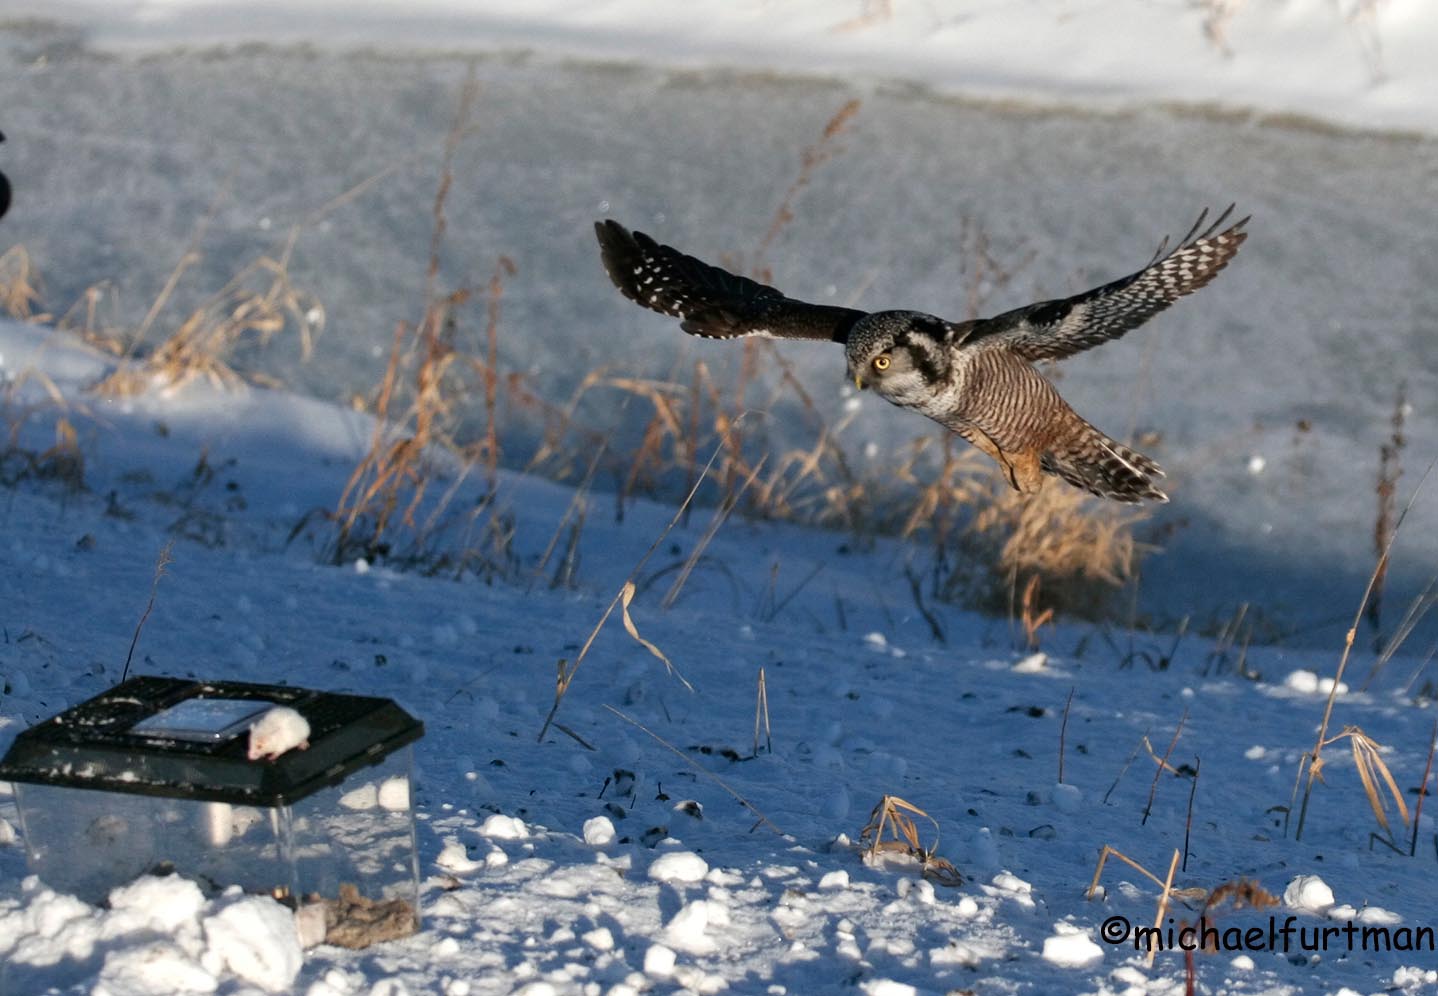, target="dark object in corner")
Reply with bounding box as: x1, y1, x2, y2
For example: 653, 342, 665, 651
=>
0, 130, 9, 220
